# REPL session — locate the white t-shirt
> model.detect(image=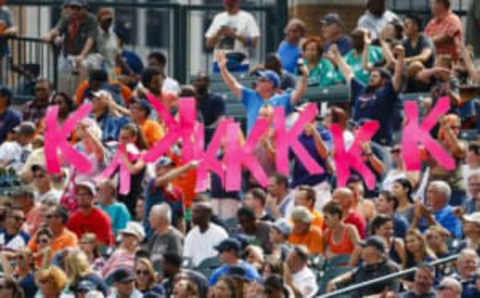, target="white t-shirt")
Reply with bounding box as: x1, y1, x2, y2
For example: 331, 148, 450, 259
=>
164, 77, 181, 94
35, 188, 62, 204
0, 141, 31, 172
292, 266, 318, 298
183, 223, 228, 267
205, 10, 260, 62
